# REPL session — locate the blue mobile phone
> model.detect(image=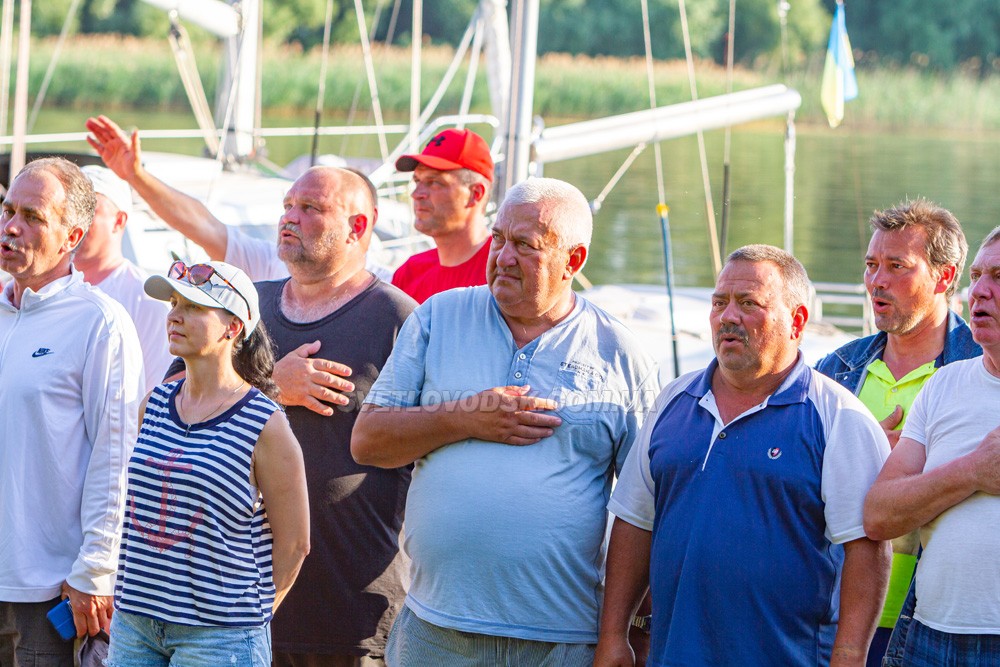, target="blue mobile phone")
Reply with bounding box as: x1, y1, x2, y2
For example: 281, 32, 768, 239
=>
46, 598, 75, 641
